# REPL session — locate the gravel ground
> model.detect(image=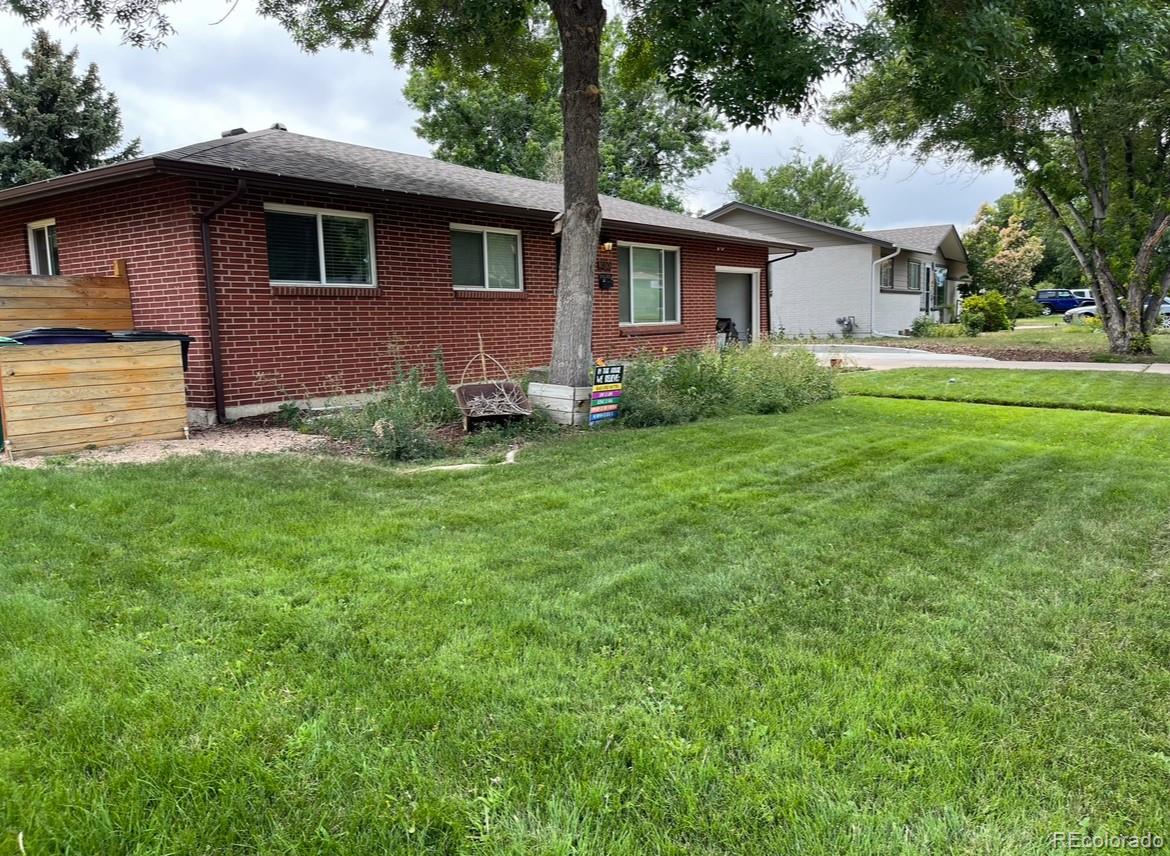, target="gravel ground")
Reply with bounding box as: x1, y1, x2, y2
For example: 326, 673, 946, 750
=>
5, 424, 334, 469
